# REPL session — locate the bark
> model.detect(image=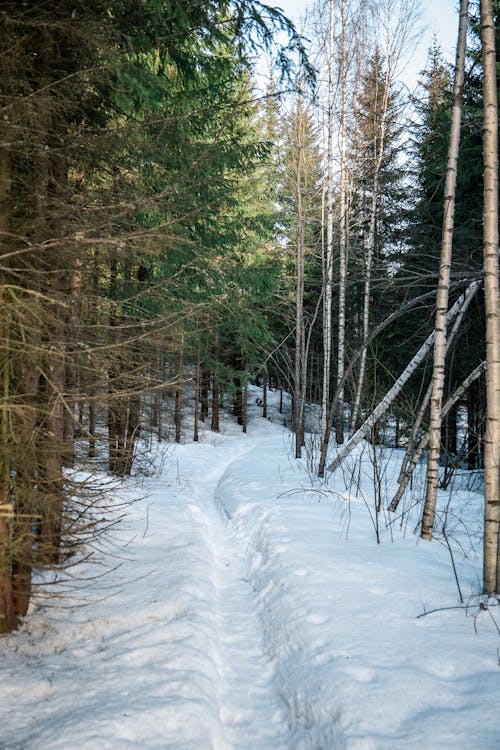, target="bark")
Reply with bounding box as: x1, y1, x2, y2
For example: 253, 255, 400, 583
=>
63, 258, 83, 467
0, 309, 15, 631
480, 0, 500, 594
211, 370, 220, 432
36, 355, 65, 565
123, 395, 140, 476
421, 0, 469, 541
108, 254, 118, 470
88, 400, 96, 458
467, 381, 481, 470
12, 353, 39, 617
233, 360, 244, 426
242, 382, 248, 434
